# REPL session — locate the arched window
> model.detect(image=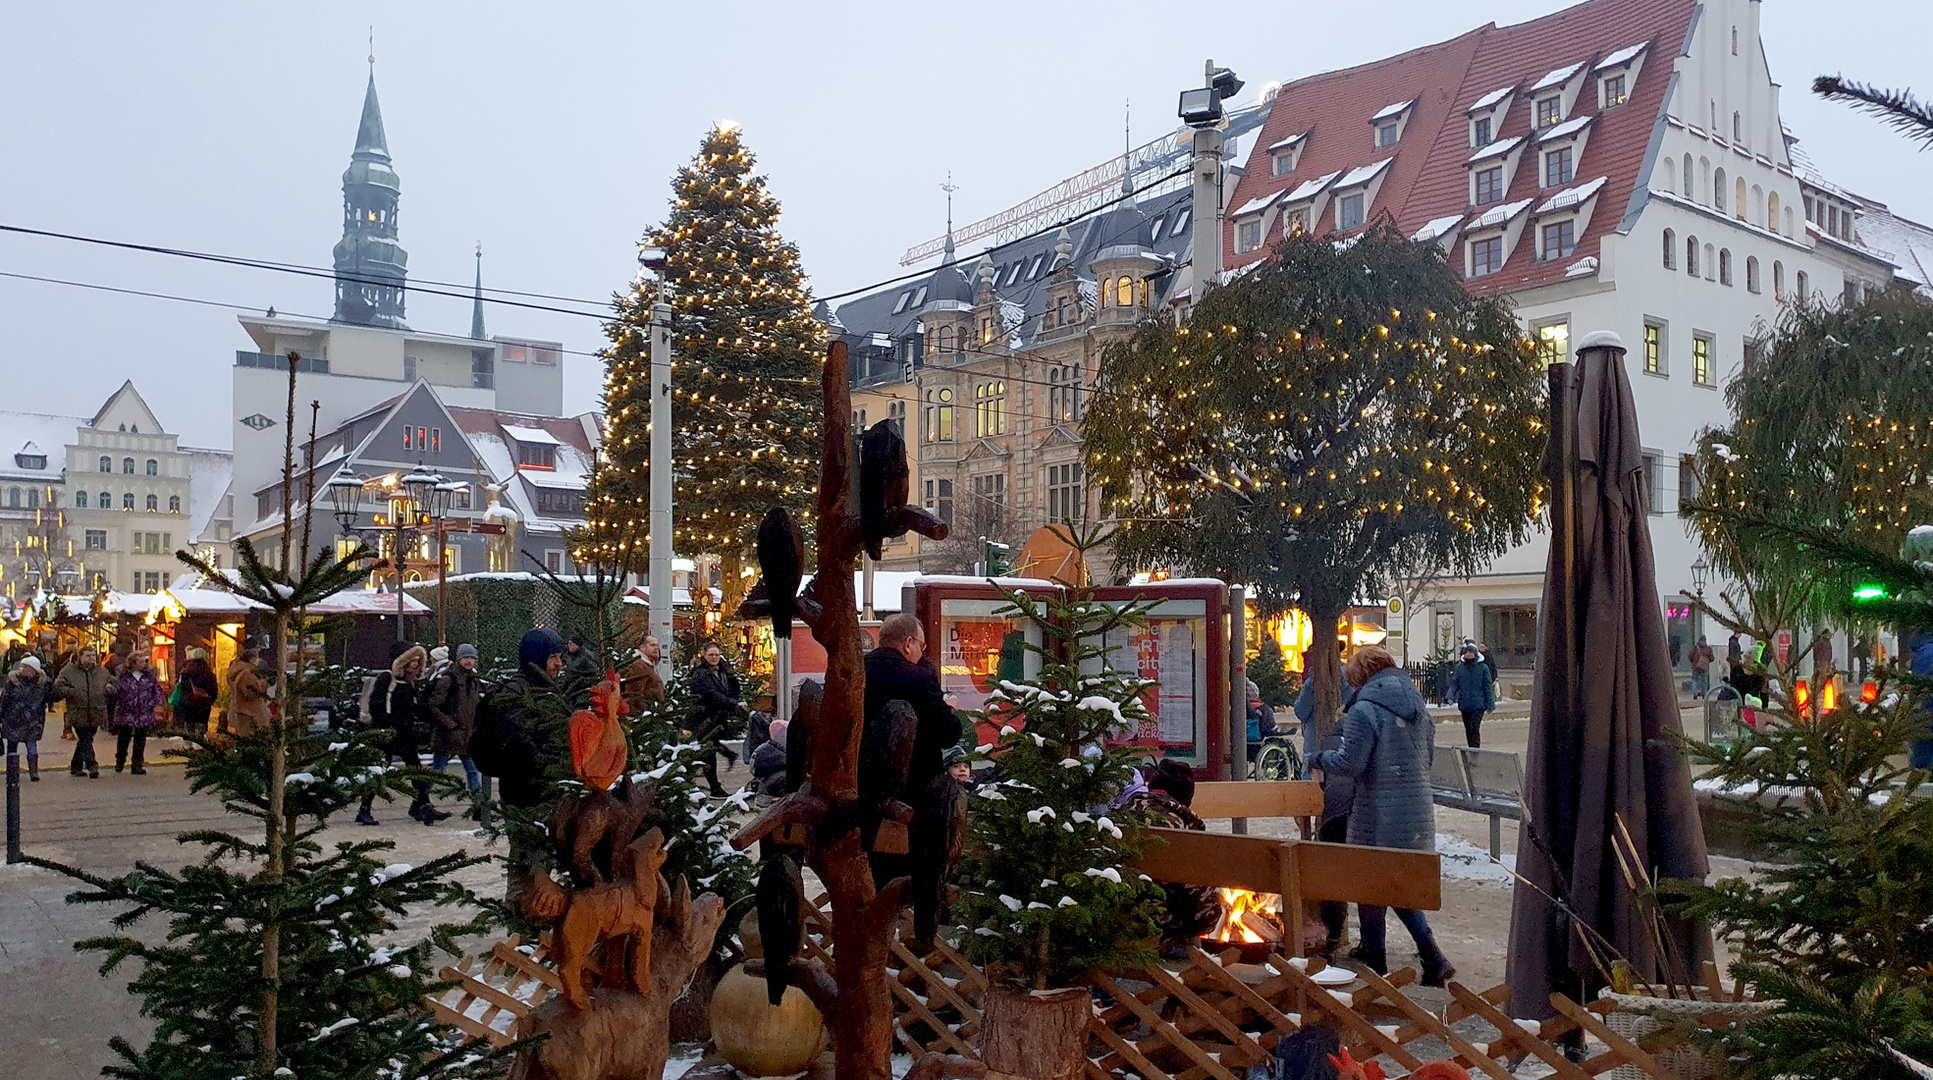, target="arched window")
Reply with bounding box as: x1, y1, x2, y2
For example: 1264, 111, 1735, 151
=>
1797, 270, 1809, 300
145, 459, 158, 476
1661, 157, 1676, 193
1686, 236, 1700, 277
1733, 111, 1743, 143
168, 495, 180, 514
1138, 278, 1149, 307
1767, 191, 1781, 232
936, 325, 953, 352
1731, 25, 1738, 55
122, 492, 134, 510
1705, 243, 1716, 280
98, 490, 109, 508
1746, 255, 1760, 293
1751, 185, 1764, 224
1662, 229, 1677, 269
25, 488, 37, 509
1719, 249, 1733, 286
1116, 276, 1133, 307
5, 489, 16, 508
1713, 168, 1727, 212
1682, 154, 1694, 197
1699, 157, 1711, 202
122, 458, 134, 475
98, 456, 111, 473
145, 494, 157, 512
1774, 260, 1785, 299
74, 491, 88, 508
1735, 177, 1747, 220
